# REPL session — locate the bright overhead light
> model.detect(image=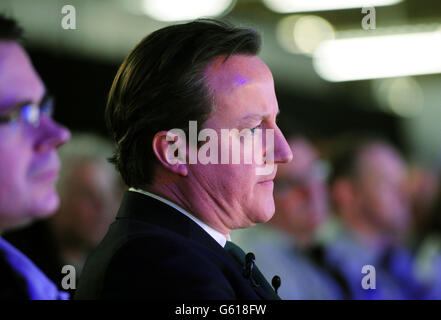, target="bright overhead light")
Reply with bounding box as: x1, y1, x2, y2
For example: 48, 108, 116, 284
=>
374, 77, 424, 118
313, 28, 441, 82
293, 16, 335, 54
276, 15, 335, 55
263, 0, 402, 13
141, 0, 234, 22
